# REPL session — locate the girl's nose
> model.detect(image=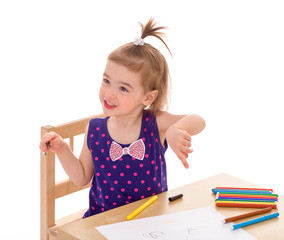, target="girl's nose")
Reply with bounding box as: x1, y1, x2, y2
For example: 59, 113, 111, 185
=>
105, 89, 116, 99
